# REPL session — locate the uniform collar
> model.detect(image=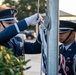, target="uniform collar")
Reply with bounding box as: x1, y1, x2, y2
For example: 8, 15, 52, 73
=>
63, 42, 74, 50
